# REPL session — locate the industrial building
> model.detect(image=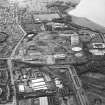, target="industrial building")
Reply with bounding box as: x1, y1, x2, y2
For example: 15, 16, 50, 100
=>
0, 0, 105, 105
